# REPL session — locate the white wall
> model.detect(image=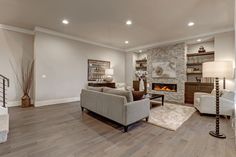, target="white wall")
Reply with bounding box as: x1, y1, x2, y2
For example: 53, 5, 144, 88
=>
215, 31, 235, 90
0, 29, 34, 106
34, 31, 125, 106
125, 52, 137, 86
